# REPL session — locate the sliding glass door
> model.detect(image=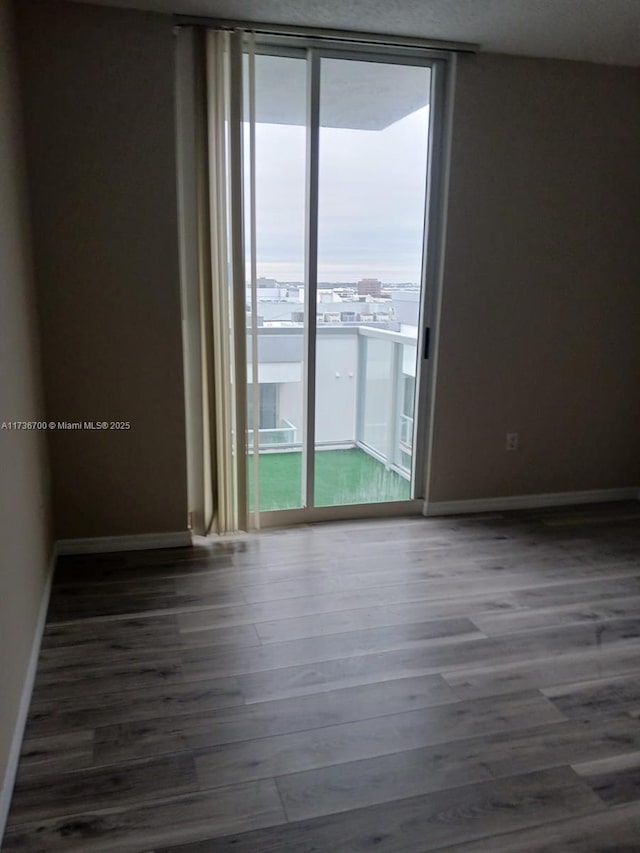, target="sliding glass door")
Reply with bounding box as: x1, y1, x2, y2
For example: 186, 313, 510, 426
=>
245, 52, 308, 512
244, 45, 440, 521
314, 57, 430, 508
